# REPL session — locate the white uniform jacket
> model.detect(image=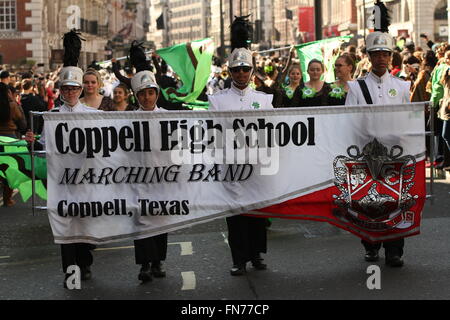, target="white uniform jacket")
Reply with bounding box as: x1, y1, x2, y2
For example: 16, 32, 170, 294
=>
136, 105, 161, 112
52, 101, 100, 113
208, 83, 273, 111
39, 102, 100, 148
345, 71, 411, 106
